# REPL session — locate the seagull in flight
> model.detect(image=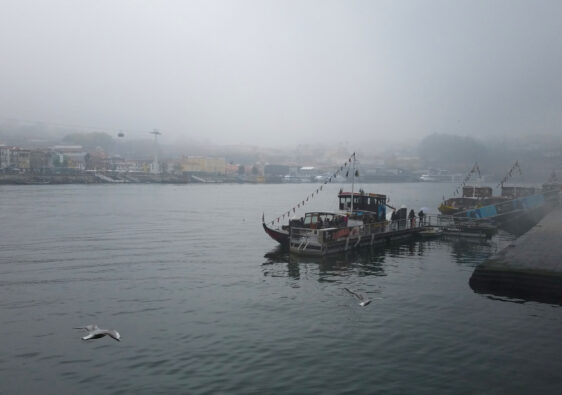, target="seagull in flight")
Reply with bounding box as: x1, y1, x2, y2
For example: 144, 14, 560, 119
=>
74, 324, 121, 341
344, 287, 372, 307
